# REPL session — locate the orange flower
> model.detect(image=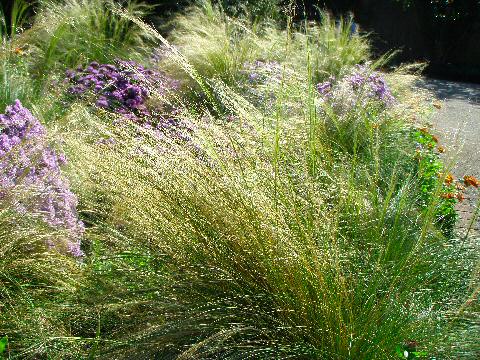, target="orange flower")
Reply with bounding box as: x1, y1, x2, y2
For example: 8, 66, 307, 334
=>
464, 175, 480, 188
437, 145, 445, 153
419, 127, 429, 134
433, 101, 442, 109
431, 135, 439, 143
445, 173, 454, 185
14, 47, 24, 55
440, 193, 455, 199
456, 193, 465, 202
